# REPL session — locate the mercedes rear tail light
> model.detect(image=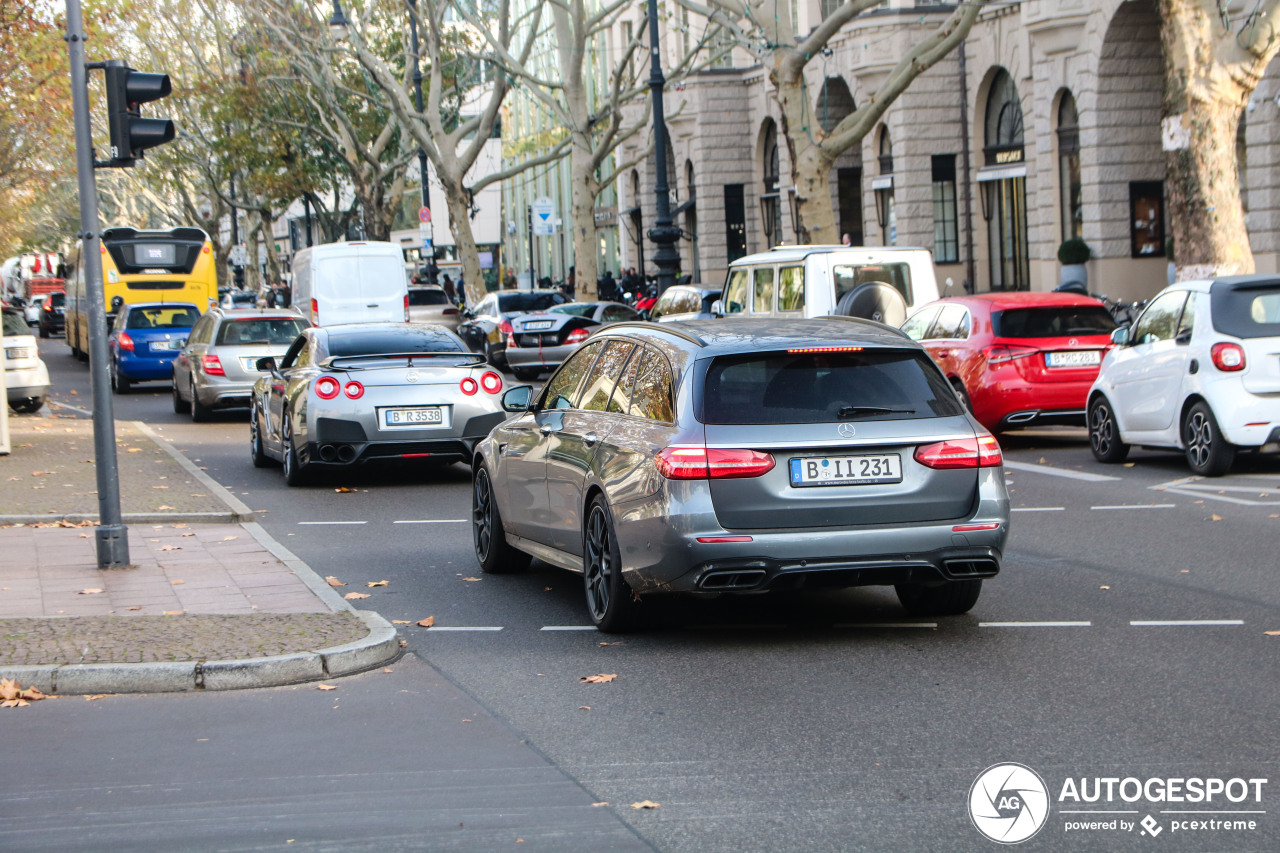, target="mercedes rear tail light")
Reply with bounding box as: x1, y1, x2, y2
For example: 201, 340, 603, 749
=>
655, 447, 776, 480
914, 434, 1002, 469
982, 344, 1039, 365
565, 328, 591, 345
202, 354, 225, 376
314, 376, 341, 399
